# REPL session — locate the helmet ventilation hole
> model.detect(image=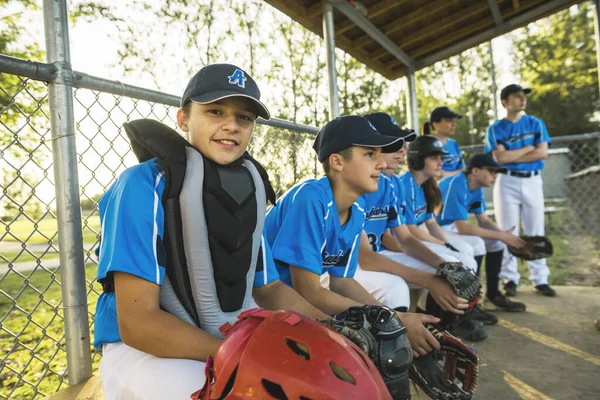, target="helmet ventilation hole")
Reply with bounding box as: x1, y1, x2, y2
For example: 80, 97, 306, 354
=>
285, 338, 310, 360
329, 362, 356, 385
261, 379, 289, 400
